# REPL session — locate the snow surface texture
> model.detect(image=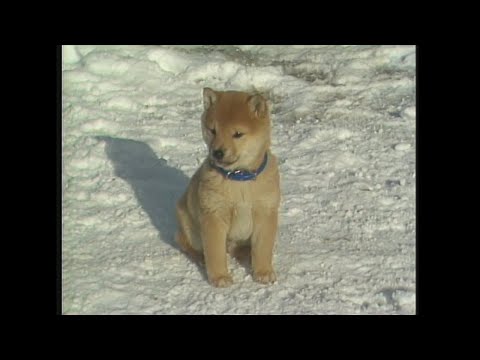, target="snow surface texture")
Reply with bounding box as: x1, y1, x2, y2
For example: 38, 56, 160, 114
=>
62, 45, 415, 315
